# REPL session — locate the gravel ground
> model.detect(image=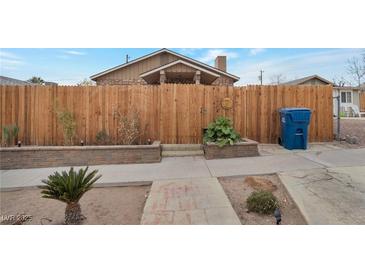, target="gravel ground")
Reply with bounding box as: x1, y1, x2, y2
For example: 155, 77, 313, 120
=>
219, 175, 306, 225
333, 118, 365, 146
1, 185, 150, 225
